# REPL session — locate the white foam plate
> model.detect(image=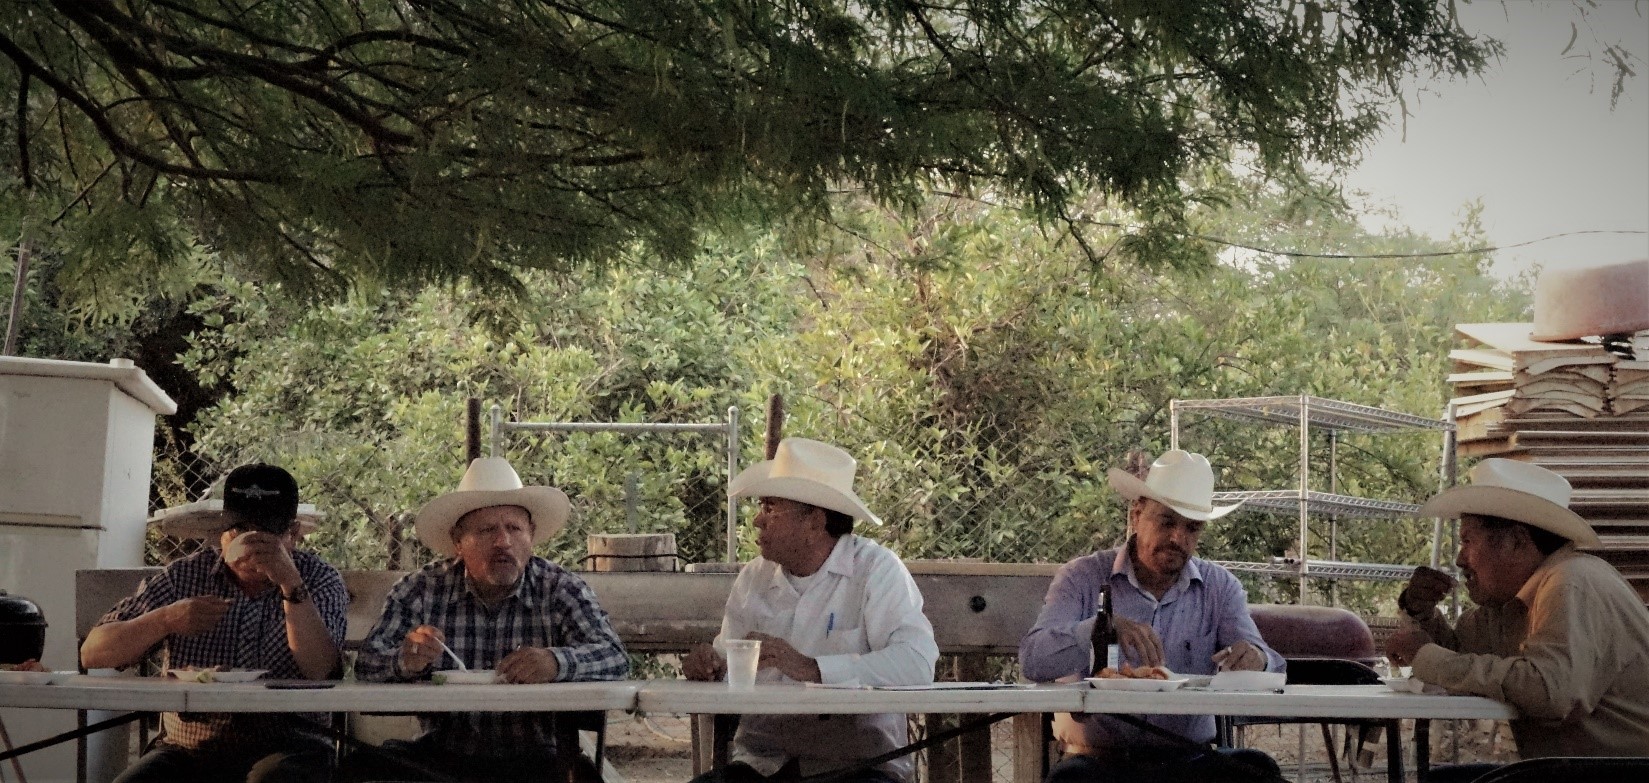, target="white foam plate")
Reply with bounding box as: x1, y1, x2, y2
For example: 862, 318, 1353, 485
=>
169, 668, 269, 683
0, 669, 55, 685
1208, 671, 1287, 691
1085, 676, 1189, 692
434, 670, 499, 685
1381, 676, 1446, 695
